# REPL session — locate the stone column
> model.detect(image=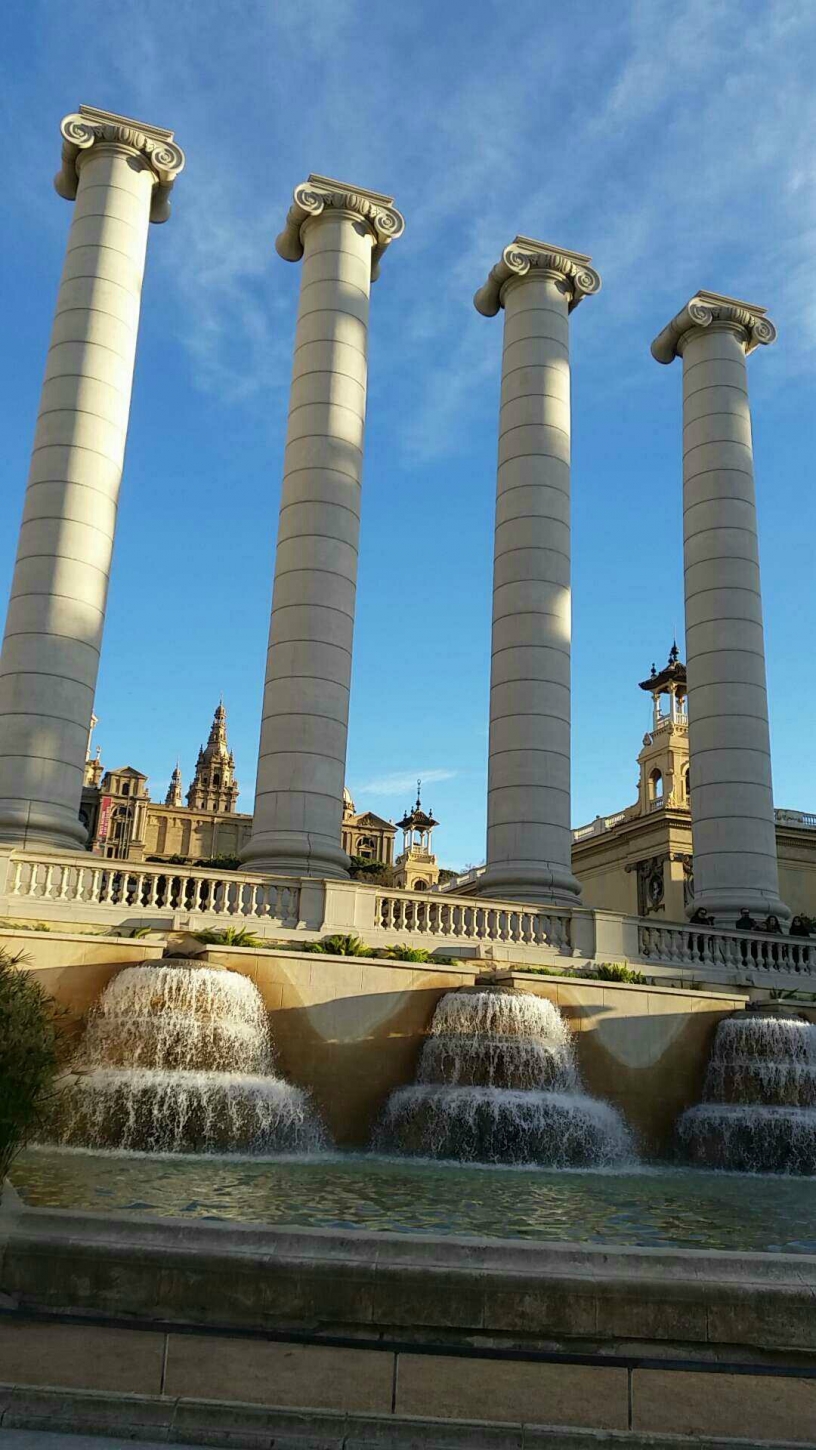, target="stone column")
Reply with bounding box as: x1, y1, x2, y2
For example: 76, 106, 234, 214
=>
652, 291, 788, 924
242, 176, 404, 877
473, 237, 601, 904
0, 106, 184, 852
